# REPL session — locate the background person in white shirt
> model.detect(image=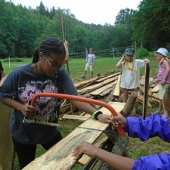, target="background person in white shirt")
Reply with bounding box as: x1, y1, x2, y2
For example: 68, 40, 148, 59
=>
116, 47, 149, 114
81, 48, 95, 78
